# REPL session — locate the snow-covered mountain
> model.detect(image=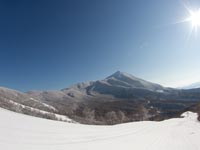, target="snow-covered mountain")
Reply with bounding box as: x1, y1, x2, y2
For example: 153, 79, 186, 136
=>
181, 82, 200, 89
1, 71, 200, 125
0, 107, 199, 150
106, 71, 164, 90
61, 71, 169, 99
0, 87, 75, 123
66, 71, 165, 91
